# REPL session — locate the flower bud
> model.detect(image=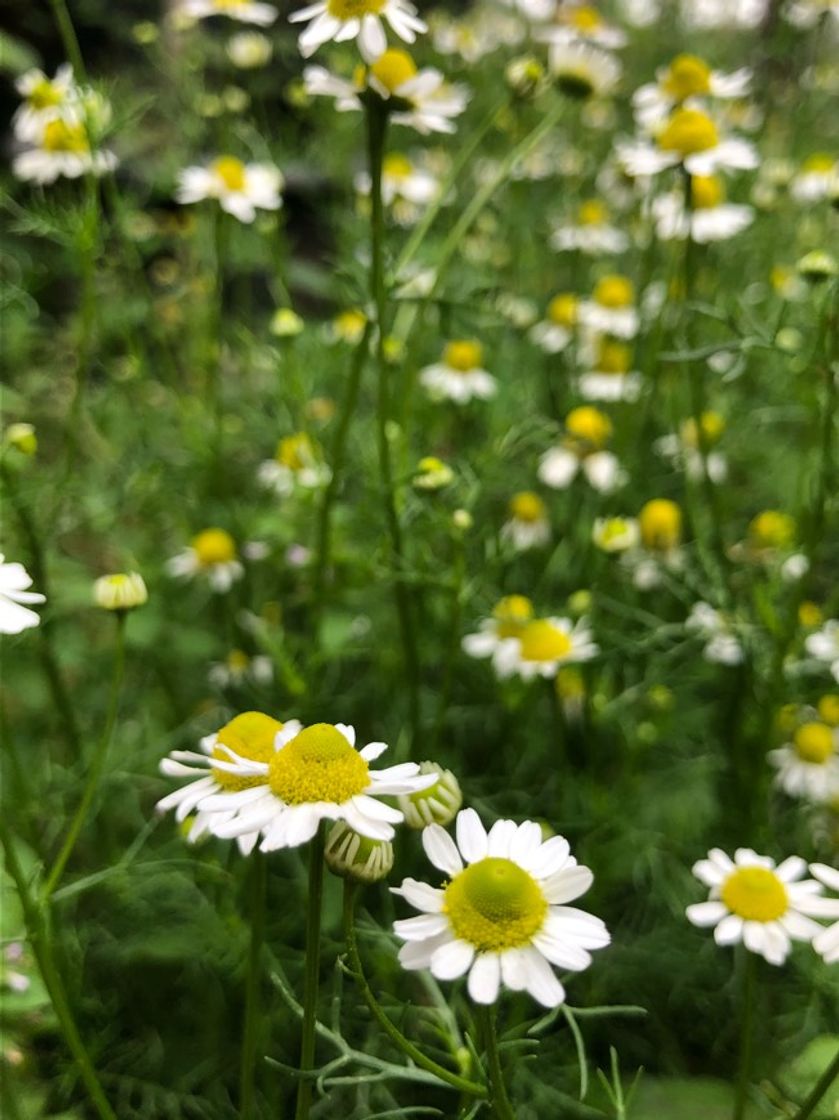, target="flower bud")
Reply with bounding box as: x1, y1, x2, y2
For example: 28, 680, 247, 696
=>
325, 821, 393, 883
4, 423, 37, 456
93, 572, 148, 612
796, 250, 837, 282
397, 762, 462, 829
270, 307, 305, 337
413, 456, 454, 491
